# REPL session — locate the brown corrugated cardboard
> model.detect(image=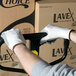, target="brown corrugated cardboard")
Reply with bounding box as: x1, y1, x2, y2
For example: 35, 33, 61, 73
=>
35, 1, 76, 67
35, 0, 76, 3
0, 0, 35, 76
0, 0, 35, 33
